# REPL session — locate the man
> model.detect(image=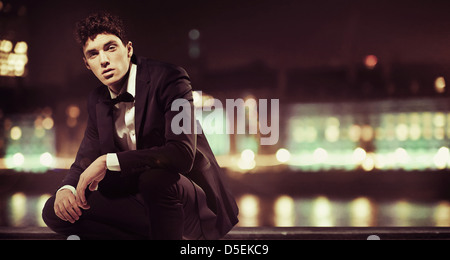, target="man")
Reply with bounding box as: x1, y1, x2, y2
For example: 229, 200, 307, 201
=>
42, 12, 239, 240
